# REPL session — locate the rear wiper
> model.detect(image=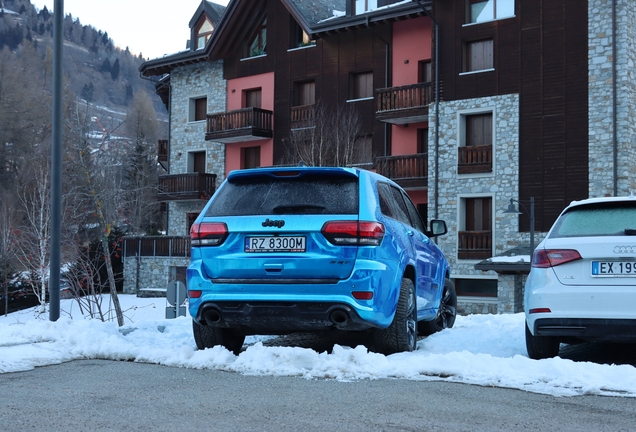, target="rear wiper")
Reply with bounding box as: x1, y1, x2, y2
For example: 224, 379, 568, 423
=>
273, 204, 326, 214
625, 228, 636, 236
